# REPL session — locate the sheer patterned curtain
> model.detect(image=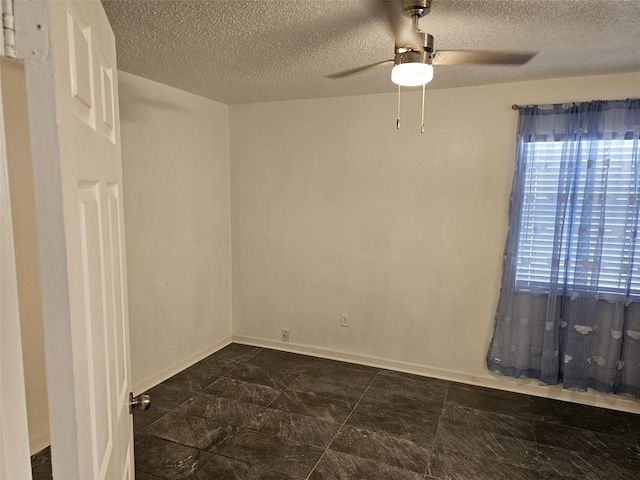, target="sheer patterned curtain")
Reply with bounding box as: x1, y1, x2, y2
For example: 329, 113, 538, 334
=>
487, 99, 640, 398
